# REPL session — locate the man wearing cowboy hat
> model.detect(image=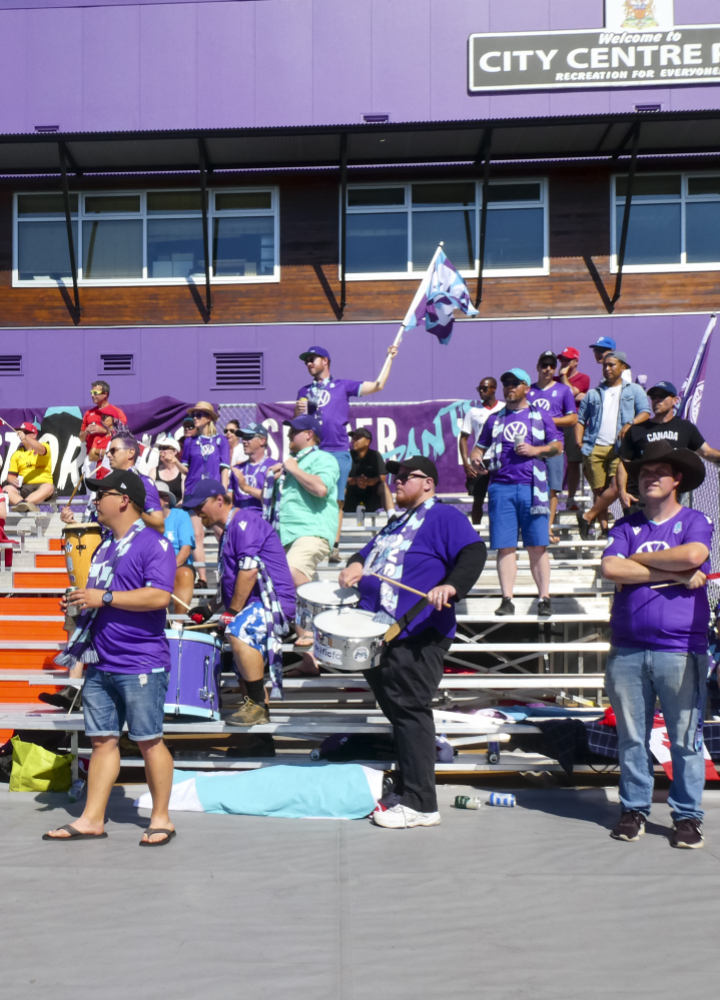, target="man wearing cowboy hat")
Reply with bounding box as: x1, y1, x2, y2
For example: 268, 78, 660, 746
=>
176, 401, 229, 589
602, 441, 712, 849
